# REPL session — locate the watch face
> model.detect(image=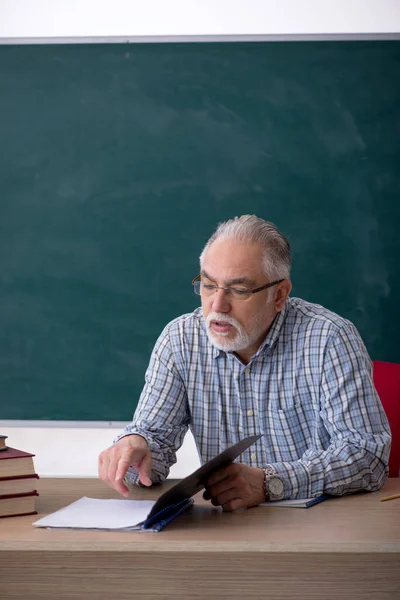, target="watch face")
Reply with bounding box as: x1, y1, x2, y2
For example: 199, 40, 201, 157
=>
268, 476, 284, 498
